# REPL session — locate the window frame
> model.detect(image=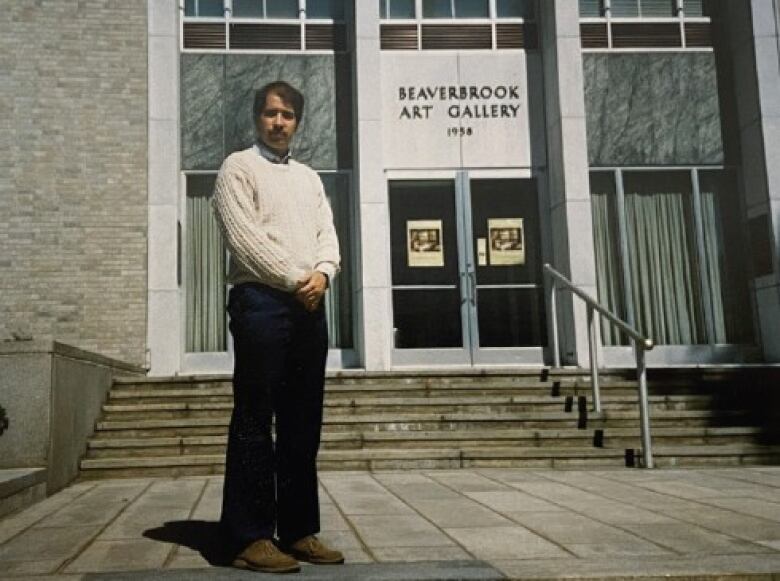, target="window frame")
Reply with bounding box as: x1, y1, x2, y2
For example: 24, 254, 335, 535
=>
380, 0, 536, 21
181, 0, 347, 53
185, 0, 345, 20
578, 0, 712, 51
